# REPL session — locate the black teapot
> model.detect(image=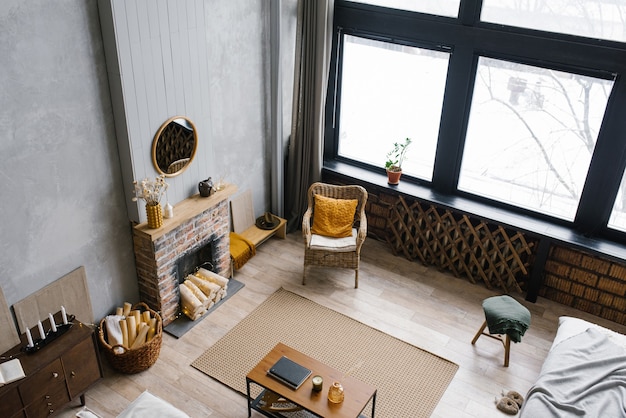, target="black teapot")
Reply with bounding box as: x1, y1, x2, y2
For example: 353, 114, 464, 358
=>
198, 177, 214, 197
